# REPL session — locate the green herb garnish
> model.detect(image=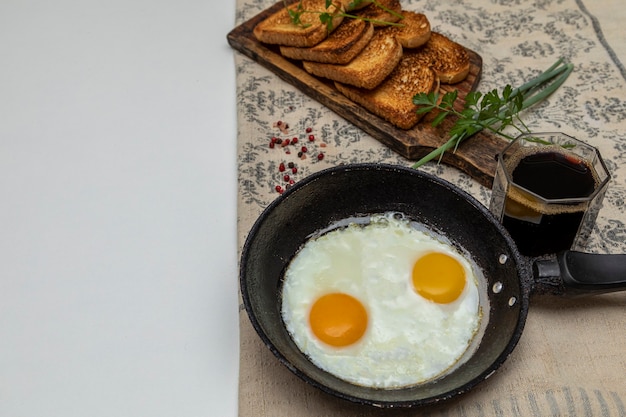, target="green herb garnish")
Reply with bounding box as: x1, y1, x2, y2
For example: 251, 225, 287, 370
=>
411, 58, 574, 168
285, 0, 309, 27
285, 0, 404, 31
